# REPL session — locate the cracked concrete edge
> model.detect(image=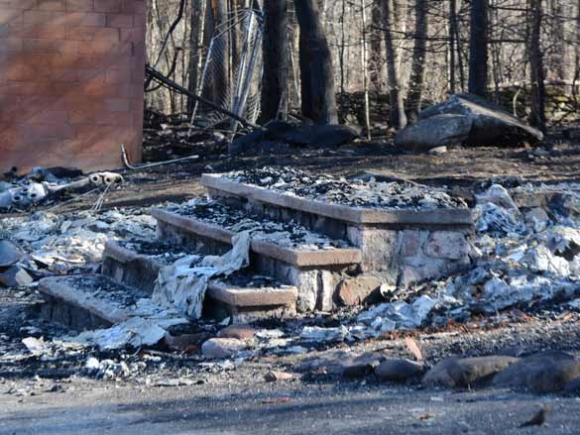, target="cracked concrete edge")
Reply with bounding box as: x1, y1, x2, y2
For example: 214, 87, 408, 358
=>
201, 174, 474, 226
207, 281, 298, 308
152, 208, 363, 267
